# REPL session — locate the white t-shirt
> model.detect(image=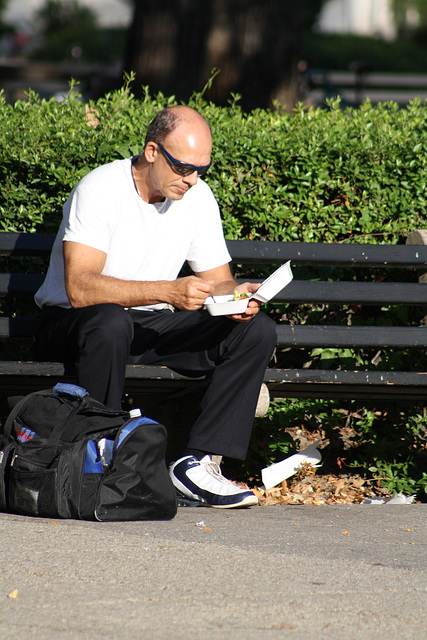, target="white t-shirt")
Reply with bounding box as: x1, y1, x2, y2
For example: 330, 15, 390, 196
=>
35, 158, 231, 310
